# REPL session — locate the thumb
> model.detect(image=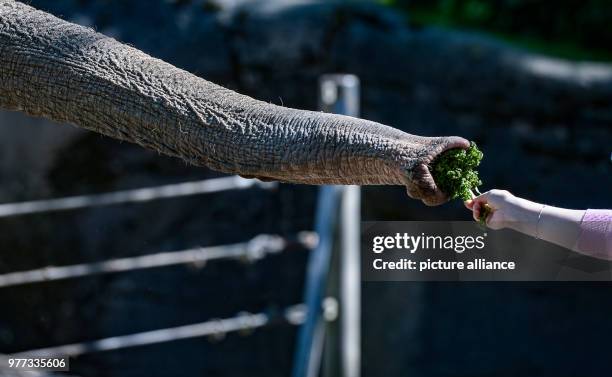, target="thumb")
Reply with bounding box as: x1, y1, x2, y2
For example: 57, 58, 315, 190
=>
472, 191, 491, 207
